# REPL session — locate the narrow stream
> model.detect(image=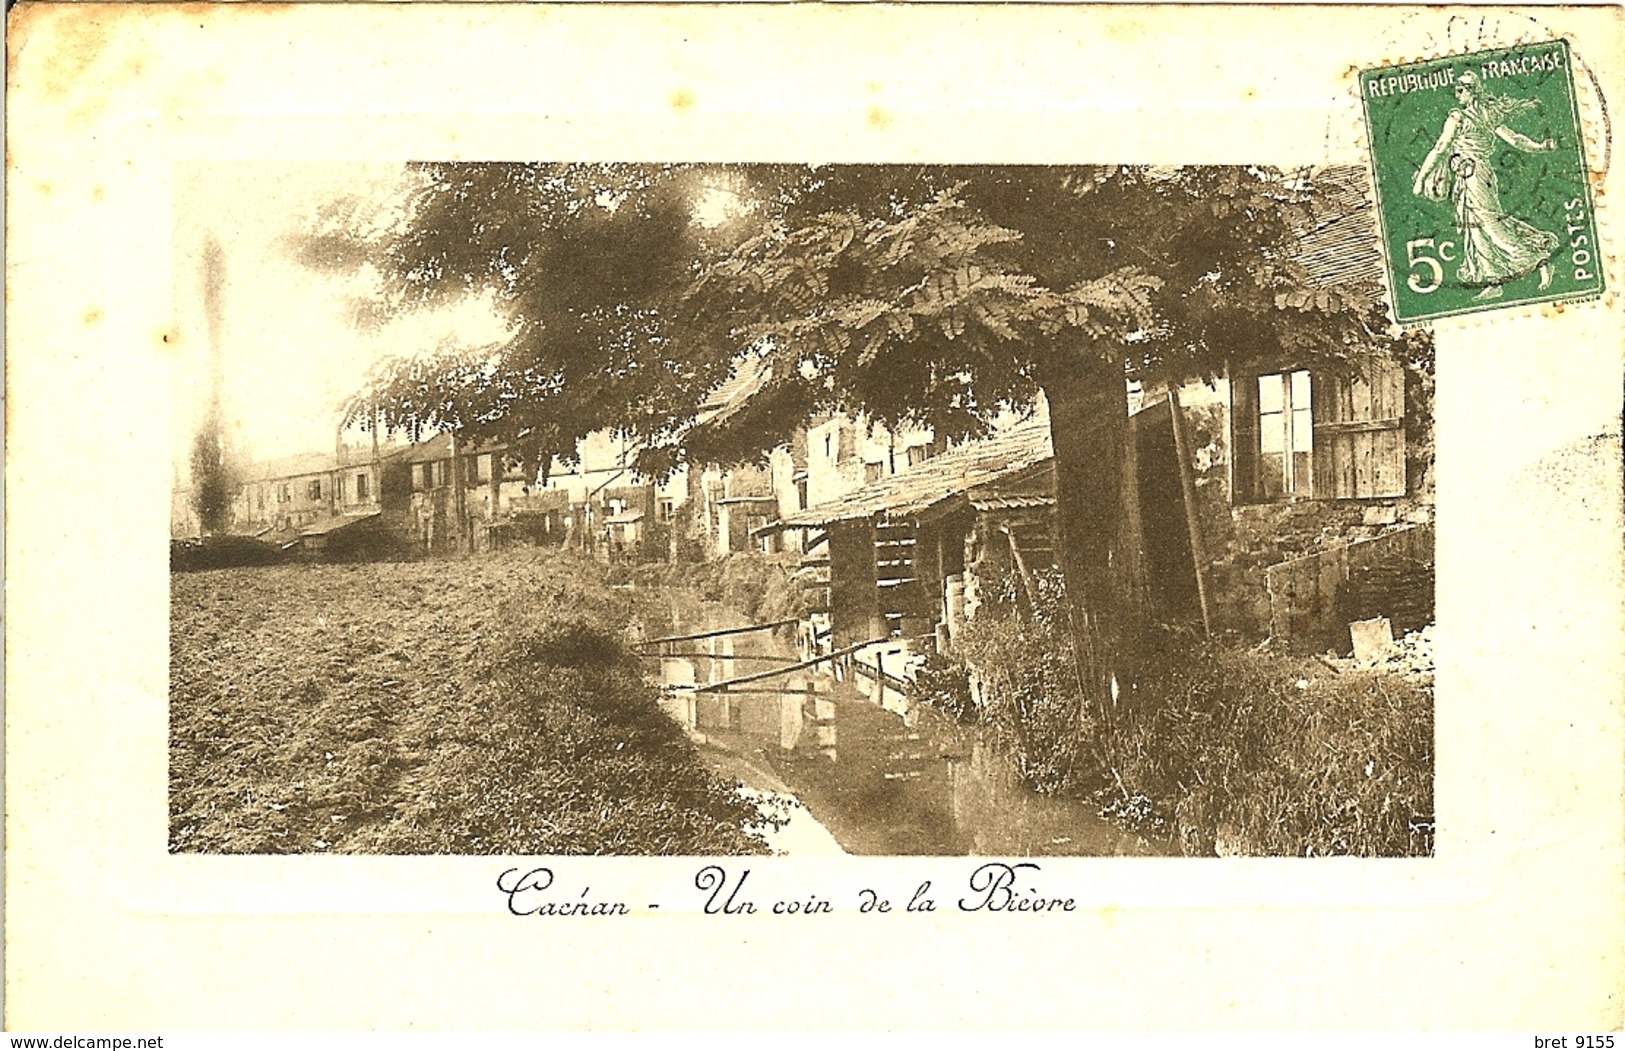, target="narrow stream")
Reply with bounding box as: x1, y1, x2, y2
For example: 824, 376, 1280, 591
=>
646, 596, 1170, 857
